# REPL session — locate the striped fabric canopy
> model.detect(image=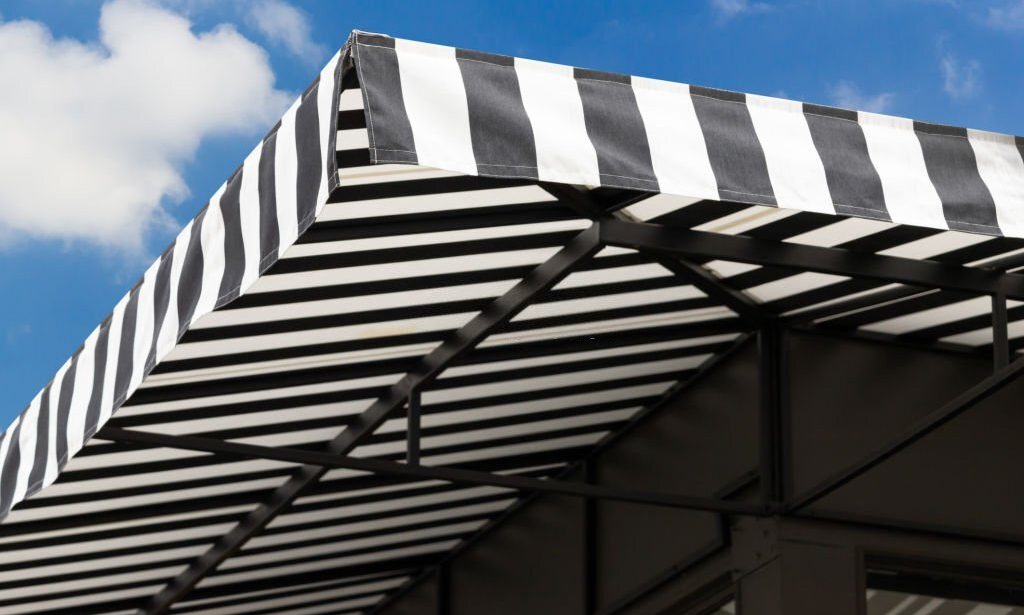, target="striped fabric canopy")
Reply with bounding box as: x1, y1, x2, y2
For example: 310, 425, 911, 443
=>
1, 30, 1023, 615
354, 32, 1024, 237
